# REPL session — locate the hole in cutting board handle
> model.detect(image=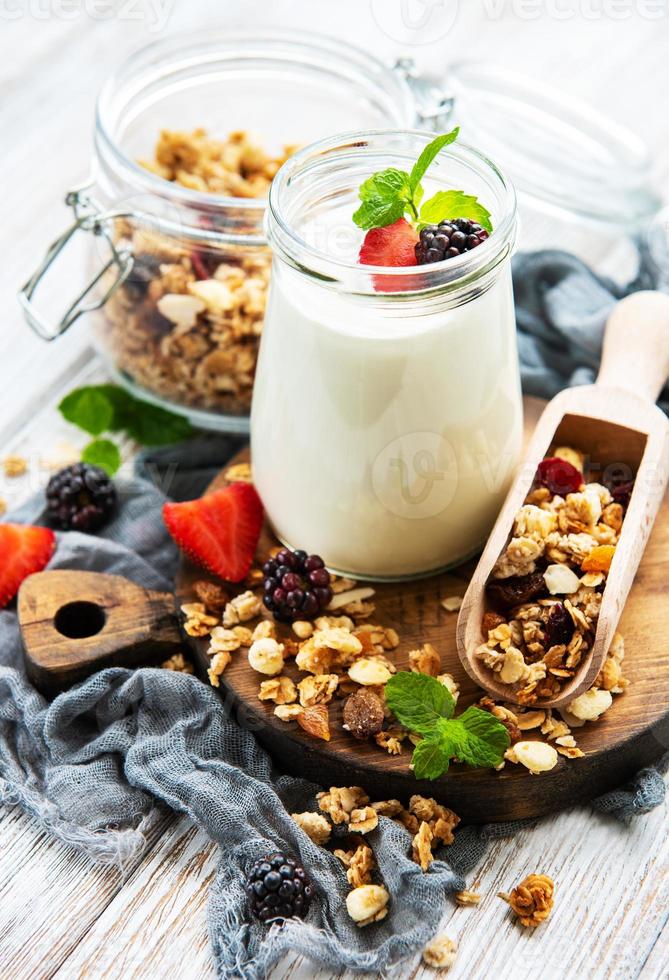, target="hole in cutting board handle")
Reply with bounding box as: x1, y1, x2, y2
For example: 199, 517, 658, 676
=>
54, 601, 107, 639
